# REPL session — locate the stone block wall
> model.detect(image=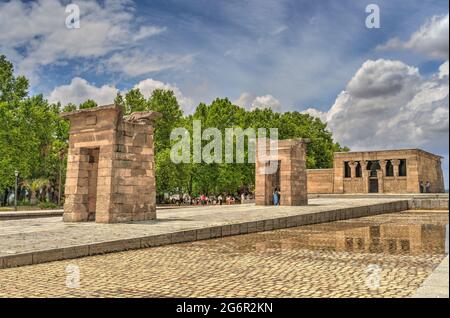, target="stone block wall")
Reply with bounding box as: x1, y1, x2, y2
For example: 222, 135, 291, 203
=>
61, 105, 160, 223
417, 152, 445, 193
307, 169, 334, 194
